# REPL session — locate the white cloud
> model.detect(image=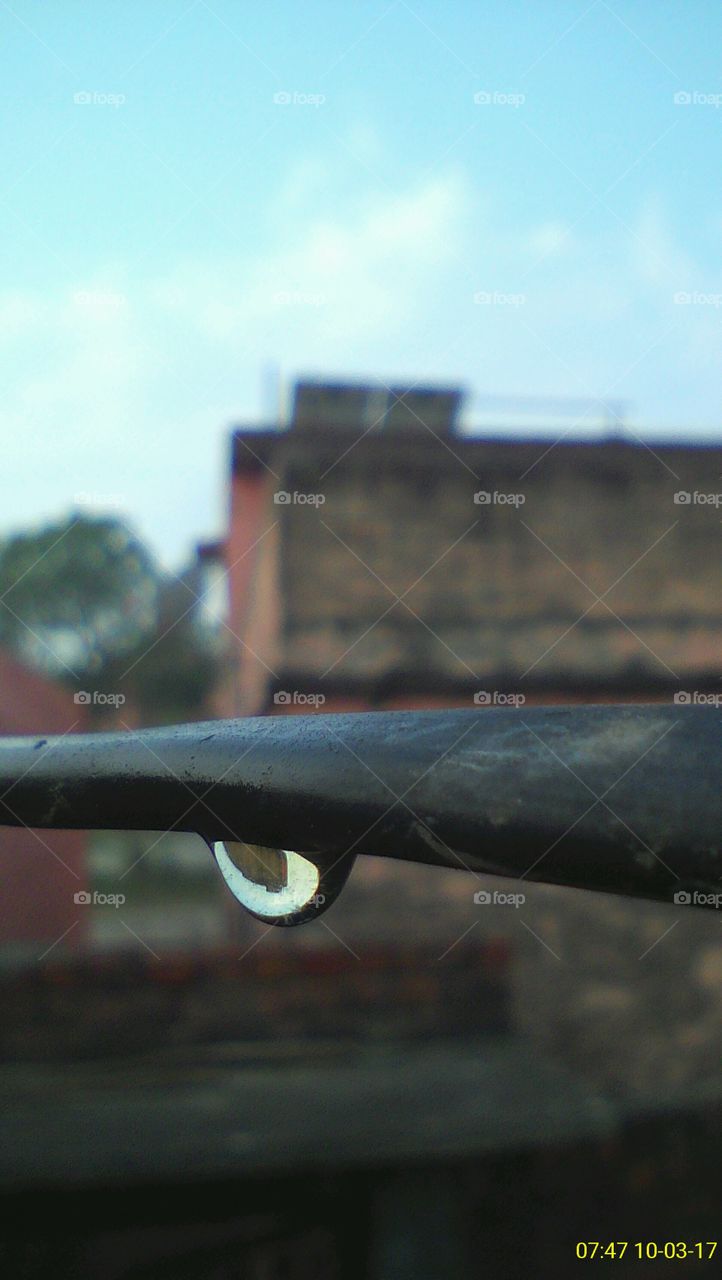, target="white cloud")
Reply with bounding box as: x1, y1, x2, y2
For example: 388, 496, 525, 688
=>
149, 170, 466, 348
1, 172, 721, 564
630, 198, 696, 286
525, 221, 574, 258
0, 172, 467, 563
